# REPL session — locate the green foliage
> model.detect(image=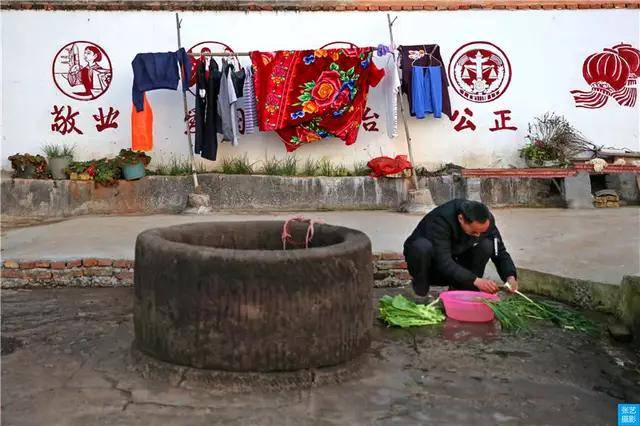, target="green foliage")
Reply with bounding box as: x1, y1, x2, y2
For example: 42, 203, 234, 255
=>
151, 158, 198, 176
318, 158, 334, 177
65, 159, 121, 186
8, 153, 49, 178
301, 158, 320, 176
520, 113, 588, 165
116, 149, 151, 166
483, 293, 598, 334
220, 155, 255, 175
41, 144, 75, 159
379, 295, 446, 328
351, 161, 371, 177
